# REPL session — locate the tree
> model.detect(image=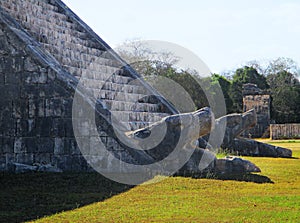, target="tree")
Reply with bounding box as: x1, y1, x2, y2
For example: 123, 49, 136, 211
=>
266, 57, 298, 76
242, 57, 300, 123
115, 40, 210, 111
211, 74, 234, 113
267, 70, 300, 123
116, 39, 179, 76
